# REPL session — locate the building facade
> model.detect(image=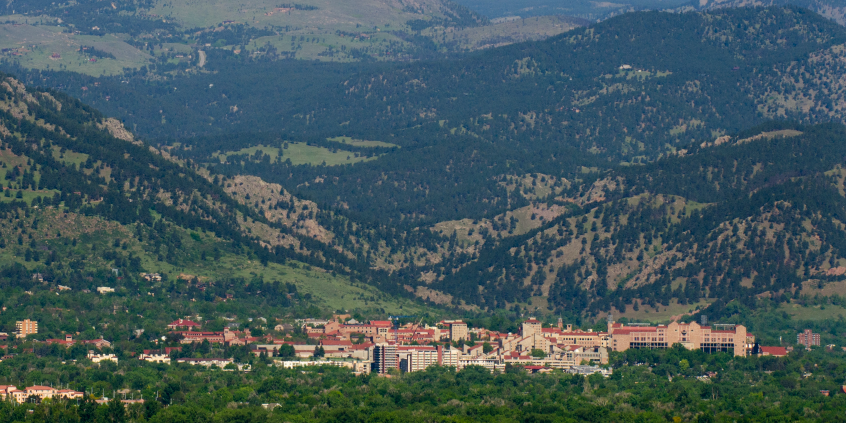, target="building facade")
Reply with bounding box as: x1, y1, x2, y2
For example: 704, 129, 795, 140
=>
397, 346, 439, 373
608, 322, 751, 356
797, 329, 821, 350
373, 344, 398, 374
15, 320, 37, 339
449, 322, 468, 341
